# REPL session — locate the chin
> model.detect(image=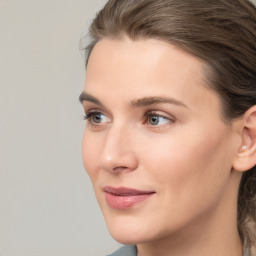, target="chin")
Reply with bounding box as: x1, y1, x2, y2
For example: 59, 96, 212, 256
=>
109, 228, 150, 245
105, 217, 141, 244
104, 214, 162, 245
111, 233, 139, 245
